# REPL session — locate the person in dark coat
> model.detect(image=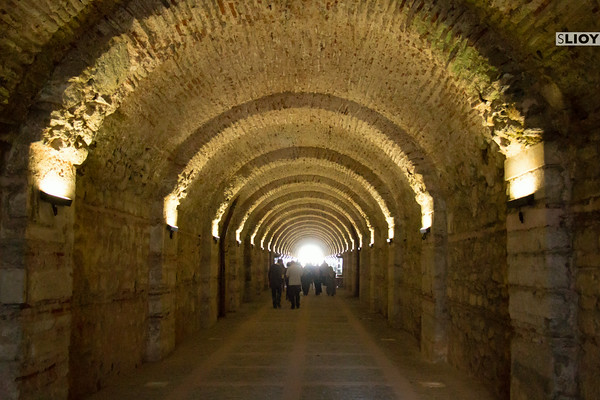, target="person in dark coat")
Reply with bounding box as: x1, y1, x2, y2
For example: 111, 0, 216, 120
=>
268, 259, 284, 308
325, 263, 336, 296
301, 264, 313, 295
314, 262, 325, 295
